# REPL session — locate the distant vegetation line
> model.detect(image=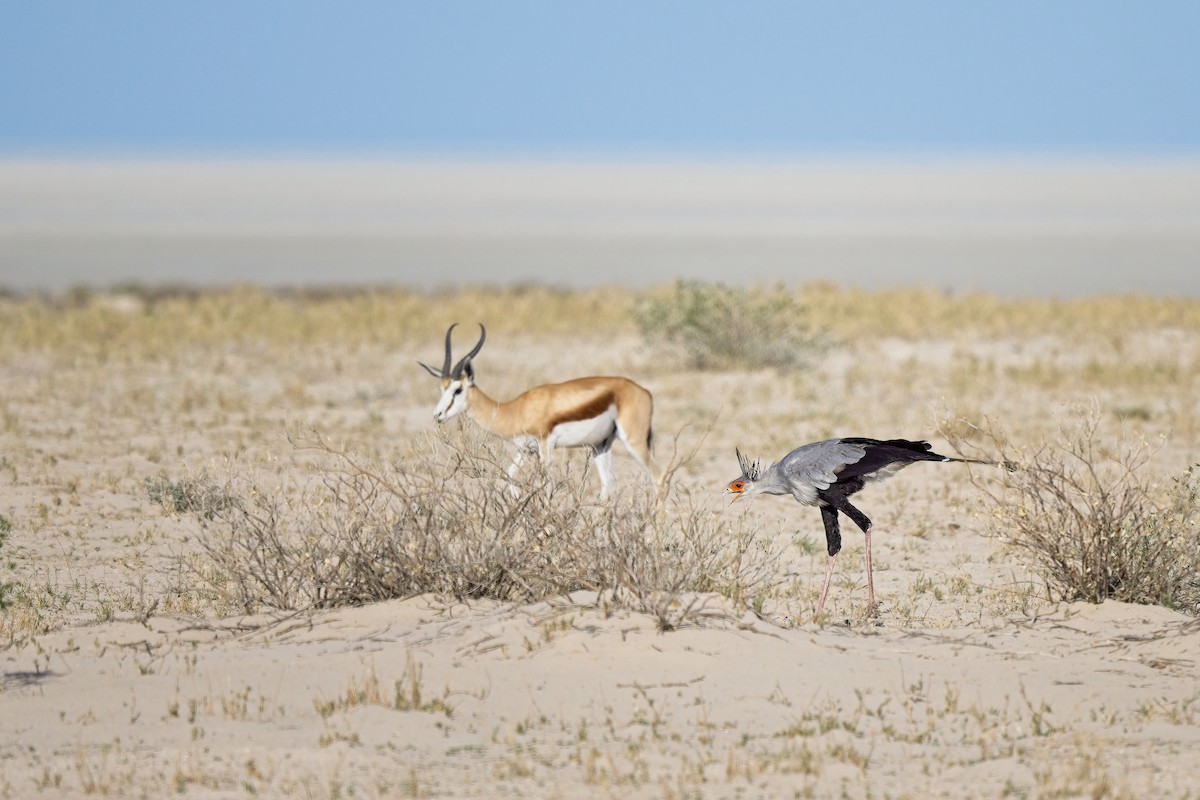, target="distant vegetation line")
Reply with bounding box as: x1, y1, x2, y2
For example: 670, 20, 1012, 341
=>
2, 280, 1200, 355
